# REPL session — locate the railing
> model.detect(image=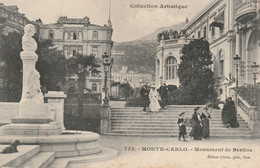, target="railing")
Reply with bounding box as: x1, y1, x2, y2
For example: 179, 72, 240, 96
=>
237, 94, 259, 131
236, 0, 257, 12
157, 38, 192, 48
236, 0, 257, 21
